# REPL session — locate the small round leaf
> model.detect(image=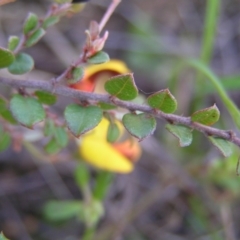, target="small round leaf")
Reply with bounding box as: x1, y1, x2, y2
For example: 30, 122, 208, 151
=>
44, 119, 55, 136
25, 28, 46, 47
42, 16, 60, 29
35, 91, 57, 105
208, 137, 233, 157
122, 113, 156, 140
147, 89, 177, 113
67, 66, 85, 84
0, 47, 15, 69
8, 53, 34, 75
23, 13, 38, 34
44, 138, 61, 154
54, 127, 68, 148
166, 124, 192, 147
10, 94, 45, 127
104, 73, 138, 100
8, 36, 20, 51
87, 51, 110, 64
98, 102, 116, 110
191, 104, 220, 126
64, 104, 102, 137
